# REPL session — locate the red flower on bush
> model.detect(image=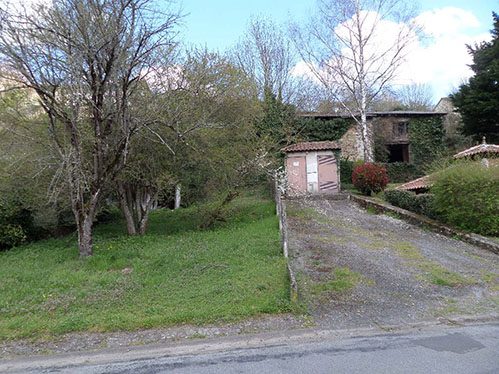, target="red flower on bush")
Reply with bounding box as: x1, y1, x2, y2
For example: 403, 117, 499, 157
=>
352, 162, 389, 196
